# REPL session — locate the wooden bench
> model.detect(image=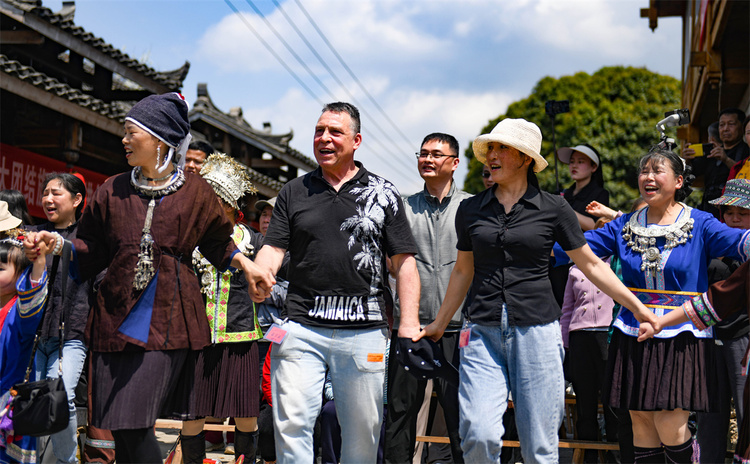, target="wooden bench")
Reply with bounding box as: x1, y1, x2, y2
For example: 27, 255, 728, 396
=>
155, 419, 236, 432
415, 395, 619, 463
